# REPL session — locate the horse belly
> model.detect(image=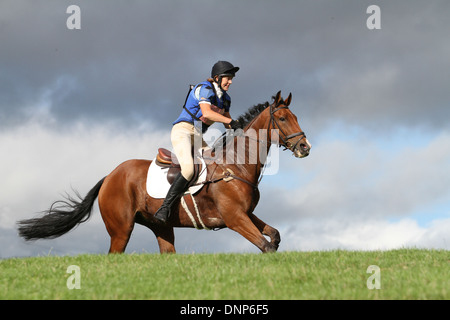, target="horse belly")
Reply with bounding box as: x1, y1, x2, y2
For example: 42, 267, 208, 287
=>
174, 198, 225, 230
